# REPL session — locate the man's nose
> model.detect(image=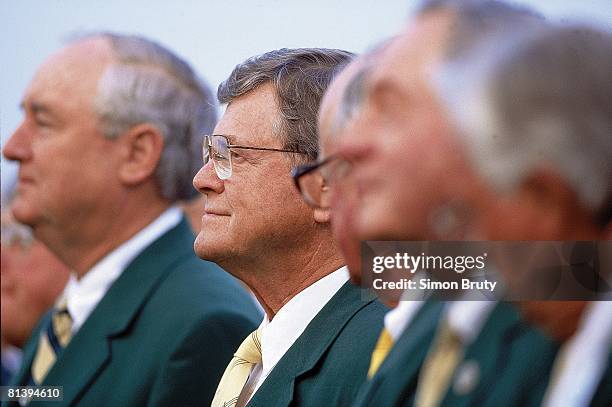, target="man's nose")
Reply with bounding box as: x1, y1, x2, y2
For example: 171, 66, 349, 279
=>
193, 160, 225, 196
3, 121, 32, 163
